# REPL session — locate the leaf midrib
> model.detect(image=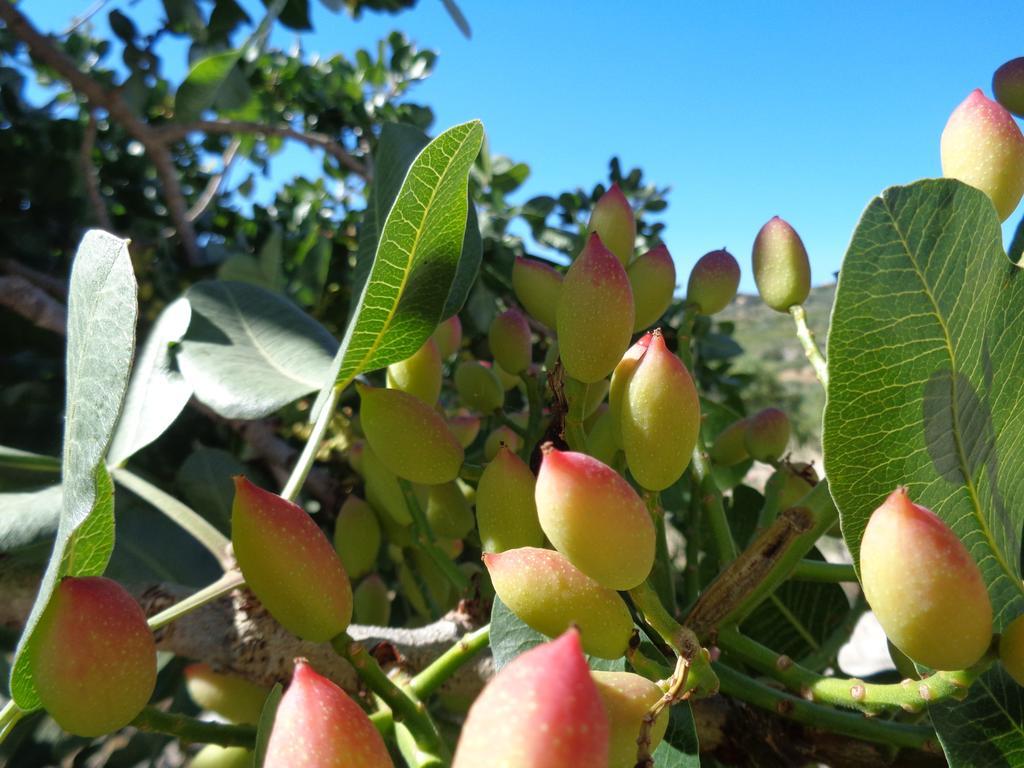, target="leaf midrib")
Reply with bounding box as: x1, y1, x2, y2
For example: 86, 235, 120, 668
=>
341, 123, 477, 387
881, 195, 1022, 598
